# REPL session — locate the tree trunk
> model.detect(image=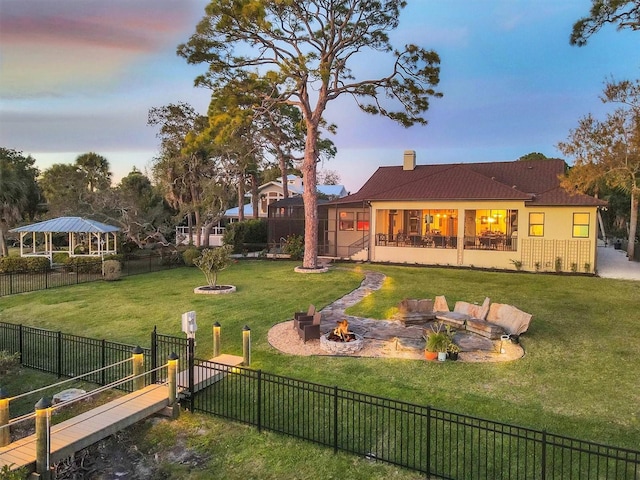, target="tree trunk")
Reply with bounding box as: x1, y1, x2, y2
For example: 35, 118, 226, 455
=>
251, 173, 259, 219
278, 152, 289, 199
187, 213, 194, 246
238, 173, 245, 222
0, 219, 8, 257
201, 223, 212, 248
301, 124, 319, 269
194, 210, 202, 247
627, 190, 638, 260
